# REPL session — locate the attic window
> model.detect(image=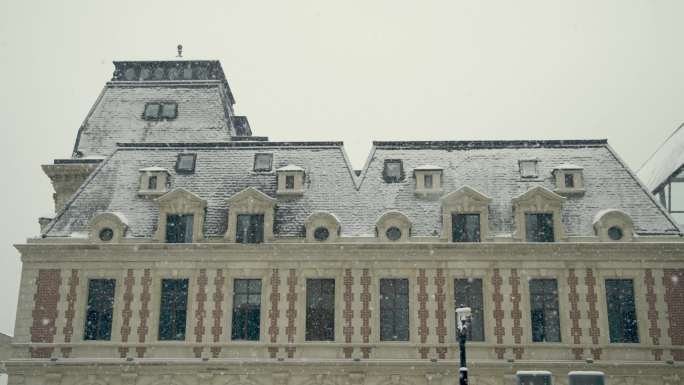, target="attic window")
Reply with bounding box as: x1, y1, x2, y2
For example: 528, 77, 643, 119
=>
143, 102, 177, 120
254, 153, 273, 172
138, 167, 169, 196
414, 165, 443, 195
519, 159, 539, 178
383, 160, 404, 183
553, 164, 585, 194
176, 153, 196, 173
